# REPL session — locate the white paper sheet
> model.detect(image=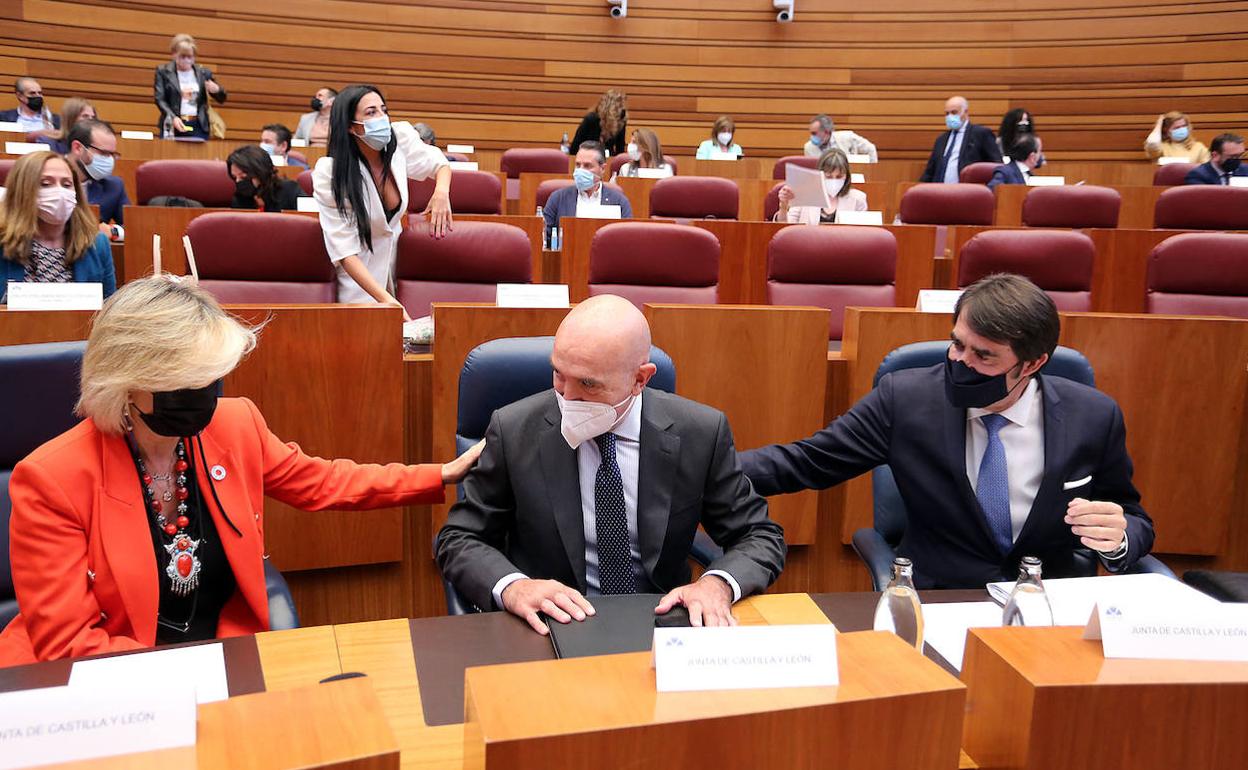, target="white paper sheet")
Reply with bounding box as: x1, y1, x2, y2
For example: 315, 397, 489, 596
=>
69, 642, 228, 704
785, 163, 830, 210
986, 573, 1219, 627
921, 602, 1003, 671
